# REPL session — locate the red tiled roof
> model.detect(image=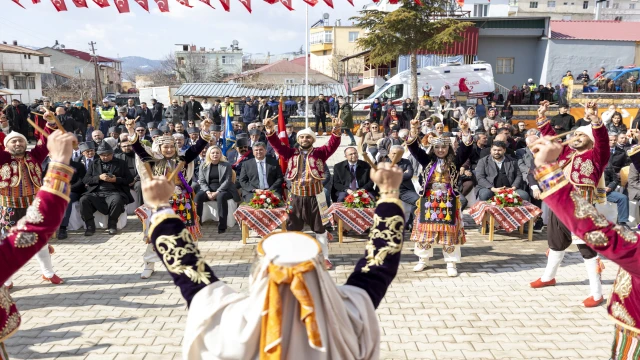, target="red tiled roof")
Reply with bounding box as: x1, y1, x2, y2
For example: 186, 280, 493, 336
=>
550, 20, 640, 41
290, 55, 310, 67
227, 59, 321, 80
59, 49, 120, 63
